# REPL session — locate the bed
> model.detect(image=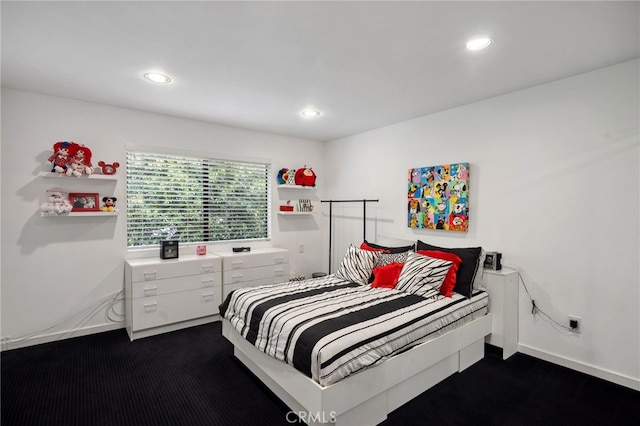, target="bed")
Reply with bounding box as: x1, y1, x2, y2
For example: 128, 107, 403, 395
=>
220, 242, 493, 425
